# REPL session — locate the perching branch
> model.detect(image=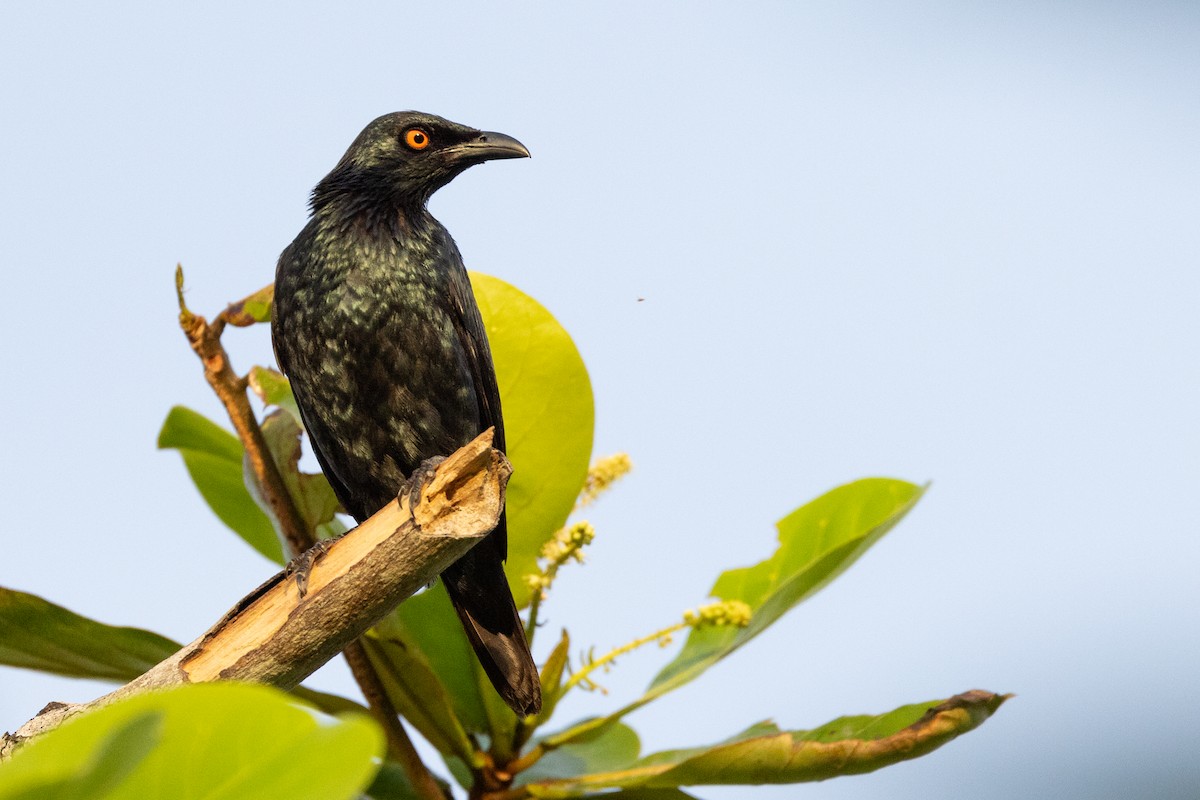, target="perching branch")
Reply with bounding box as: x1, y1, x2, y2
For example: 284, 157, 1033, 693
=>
4, 430, 509, 746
